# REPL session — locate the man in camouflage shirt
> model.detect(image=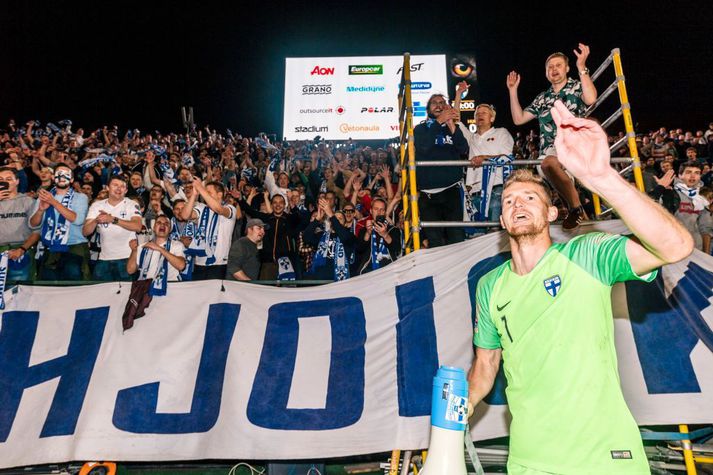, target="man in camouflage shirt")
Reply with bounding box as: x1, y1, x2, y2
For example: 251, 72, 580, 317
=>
505, 43, 598, 230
